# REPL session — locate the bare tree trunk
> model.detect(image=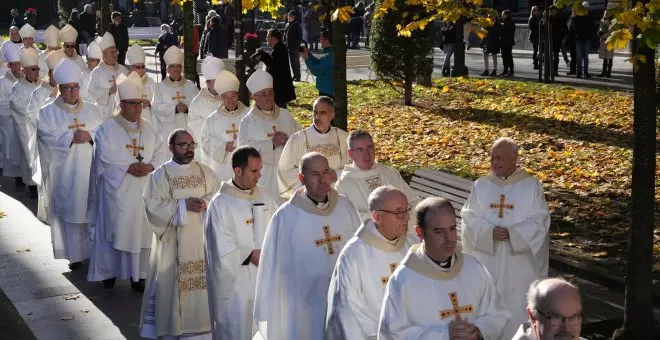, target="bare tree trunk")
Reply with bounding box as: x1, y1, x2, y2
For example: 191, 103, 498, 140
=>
234, 0, 250, 106
182, 1, 197, 82
332, 20, 348, 130
404, 70, 413, 105
96, 0, 110, 36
